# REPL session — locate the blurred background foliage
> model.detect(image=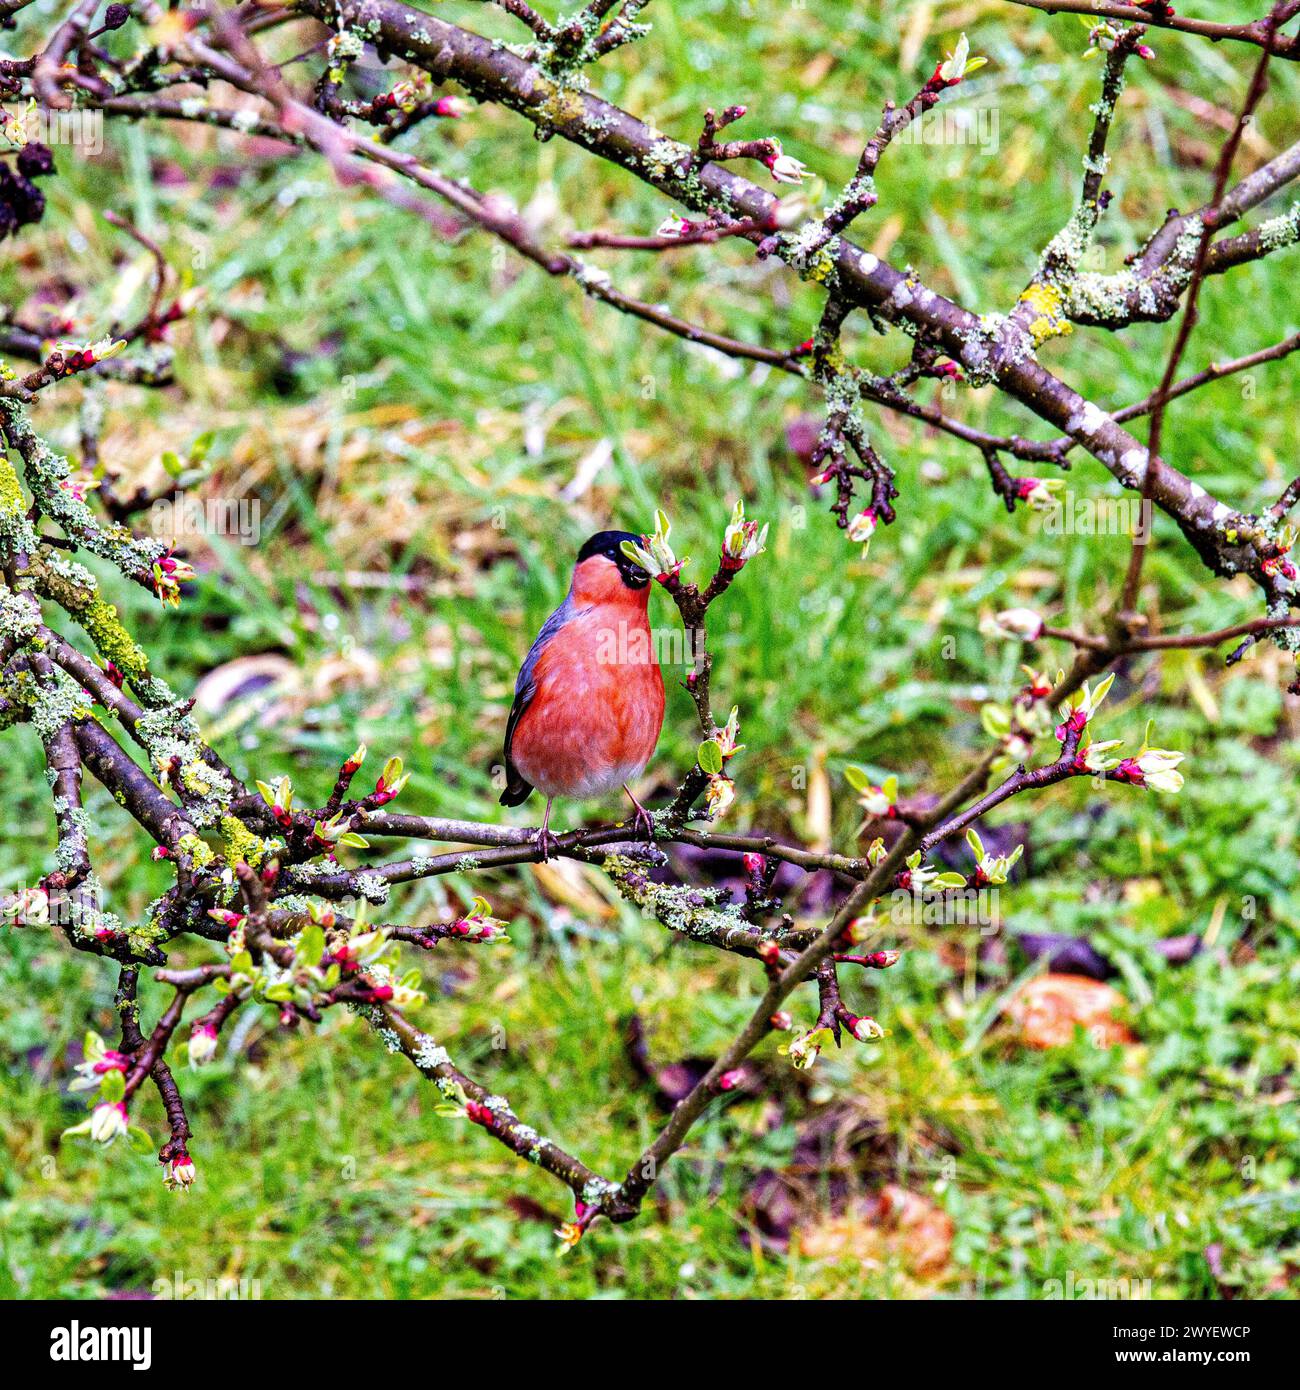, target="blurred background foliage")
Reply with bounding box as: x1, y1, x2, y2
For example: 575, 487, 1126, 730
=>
1, 0, 1298, 1298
